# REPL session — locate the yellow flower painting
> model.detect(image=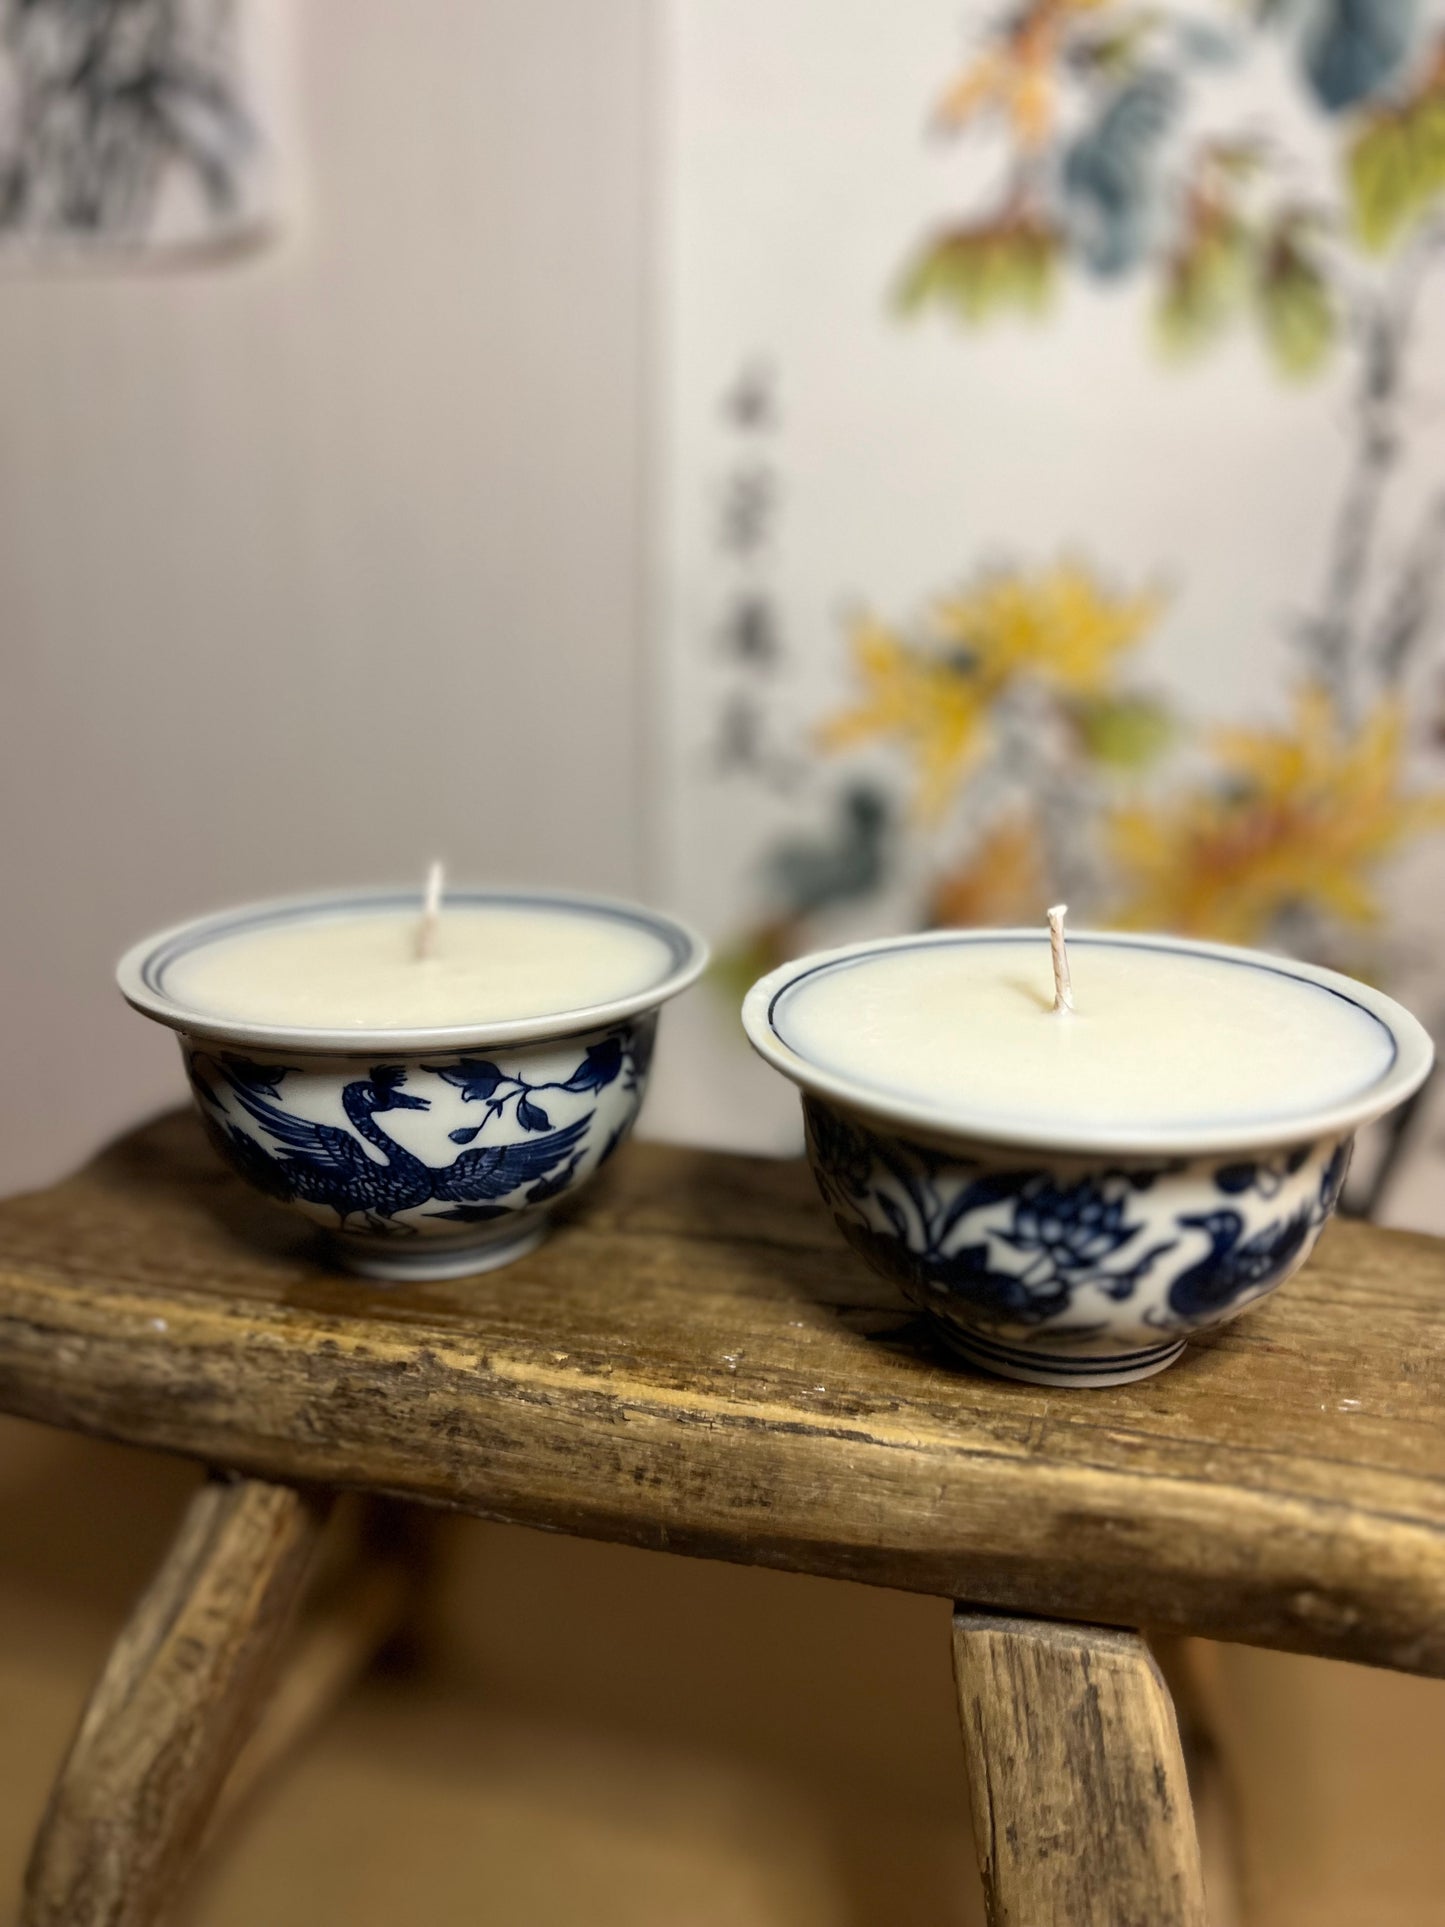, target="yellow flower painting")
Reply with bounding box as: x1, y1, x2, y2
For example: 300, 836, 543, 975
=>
754, 558, 1444, 993
821, 562, 1160, 820
819, 614, 988, 820
932, 560, 1159, 696
1111, 689, 1445, 943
